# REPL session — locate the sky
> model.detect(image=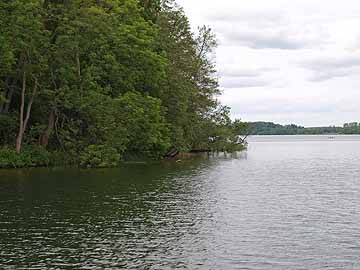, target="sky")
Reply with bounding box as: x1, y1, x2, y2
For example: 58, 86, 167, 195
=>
176, 0, 360, 127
